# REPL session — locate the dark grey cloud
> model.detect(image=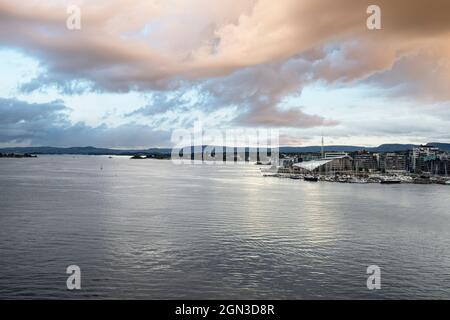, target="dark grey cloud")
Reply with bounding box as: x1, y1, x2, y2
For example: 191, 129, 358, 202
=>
130, 55, 340, 128
0, 98, 67, 125
127, 90, 196, 117
0, 98, 70, 143
0, 98, 171, 147
200, 58, 338, 128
